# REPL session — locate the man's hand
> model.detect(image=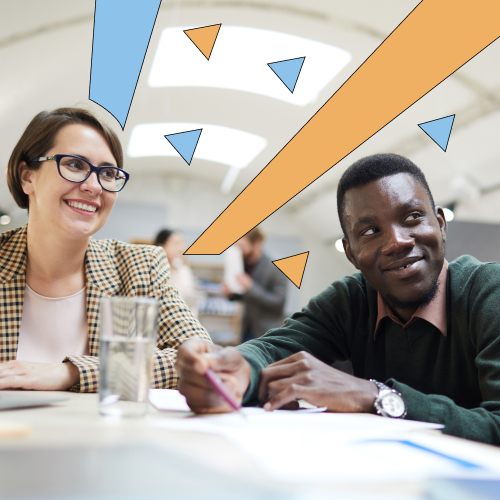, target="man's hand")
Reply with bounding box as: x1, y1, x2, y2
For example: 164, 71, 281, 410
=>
0, 361, 80, 391
236, 273, 253, 292
258, 351, 378, 413
175, 338, 252, 413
